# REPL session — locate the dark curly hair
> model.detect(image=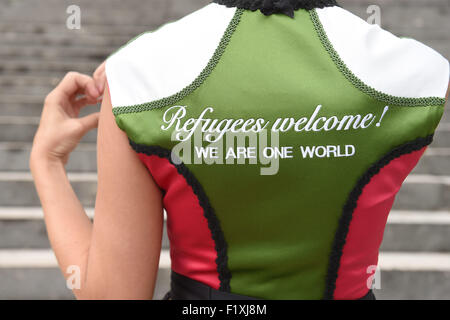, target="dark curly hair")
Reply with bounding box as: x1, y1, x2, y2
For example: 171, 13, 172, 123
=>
212, 0, 338, 18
